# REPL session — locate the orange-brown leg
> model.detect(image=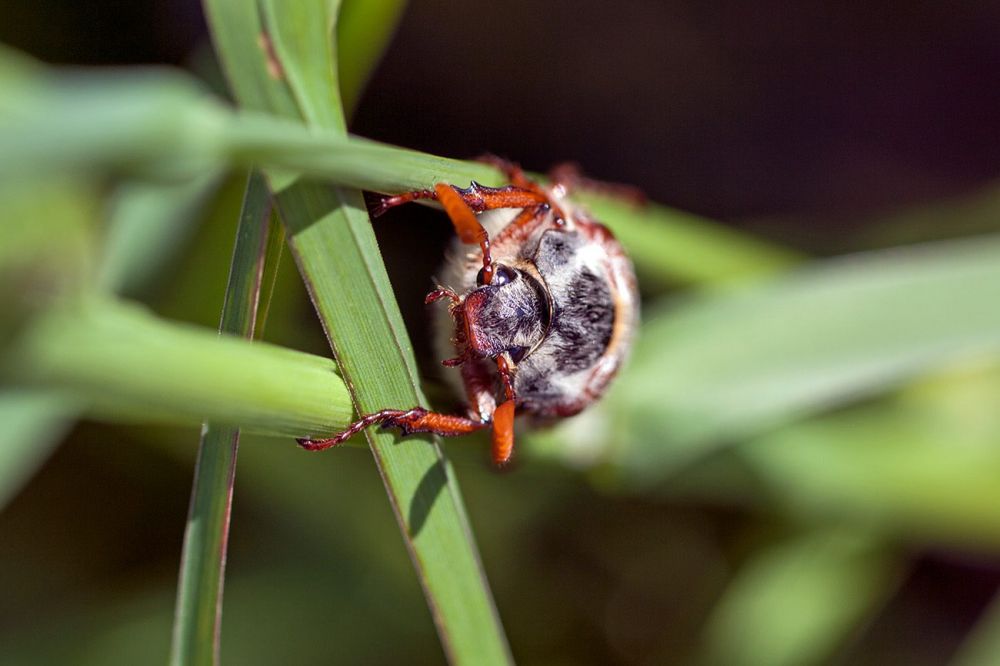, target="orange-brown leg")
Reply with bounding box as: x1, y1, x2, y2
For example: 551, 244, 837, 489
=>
434, 183, 497, 284
491, 355, 518, 466
491, 400, 515, 466
492, 202, 553, 246
372, 181, 547, 217
297, 408, 487, 451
